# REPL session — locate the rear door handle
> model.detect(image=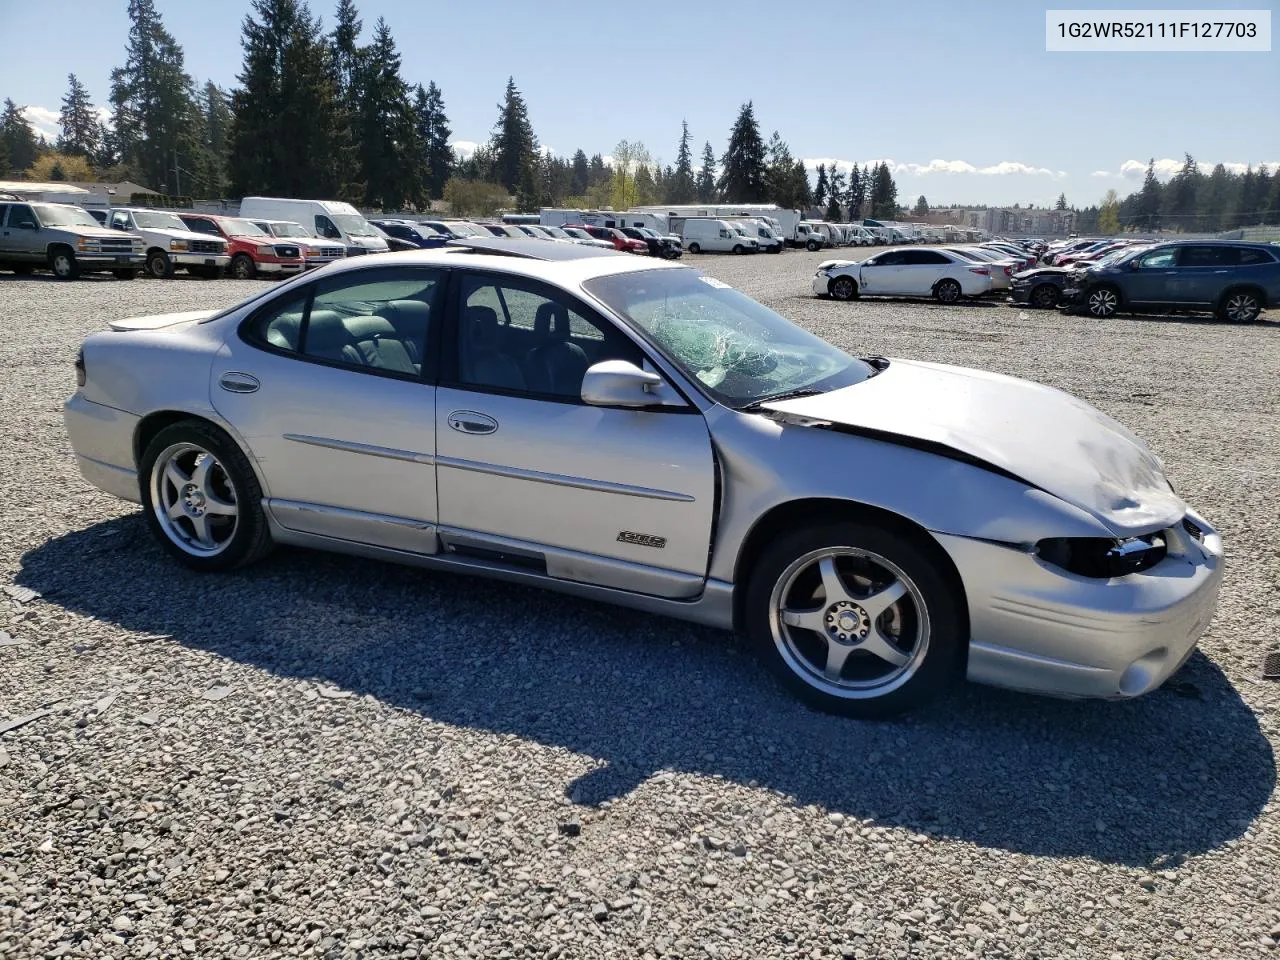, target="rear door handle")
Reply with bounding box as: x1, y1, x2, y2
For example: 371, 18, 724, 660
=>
218, 372, 260, 394
448, 410, 498, 435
